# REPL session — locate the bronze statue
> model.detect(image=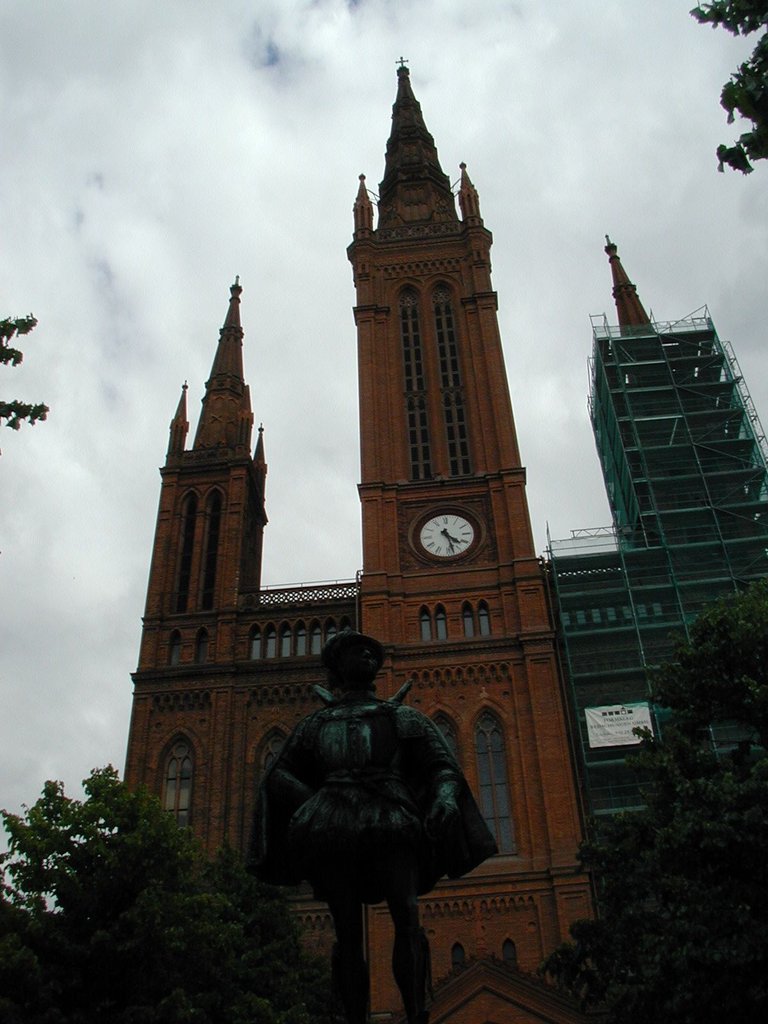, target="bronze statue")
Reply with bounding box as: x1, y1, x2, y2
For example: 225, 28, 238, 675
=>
251, 628, 497, 1024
